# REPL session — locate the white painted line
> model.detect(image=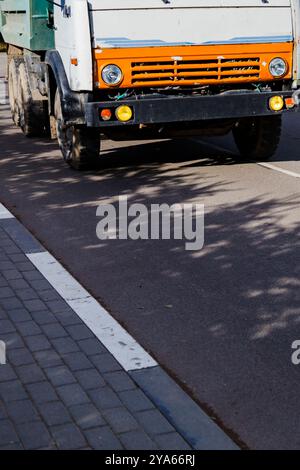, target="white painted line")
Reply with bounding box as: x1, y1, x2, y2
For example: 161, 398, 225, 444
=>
0, 203, 15, 219
26, 252, 91, 302
27, 251, 157, 372
257, 162, 300, 179
195, 139, 300, 179
0, 202, 156, 371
